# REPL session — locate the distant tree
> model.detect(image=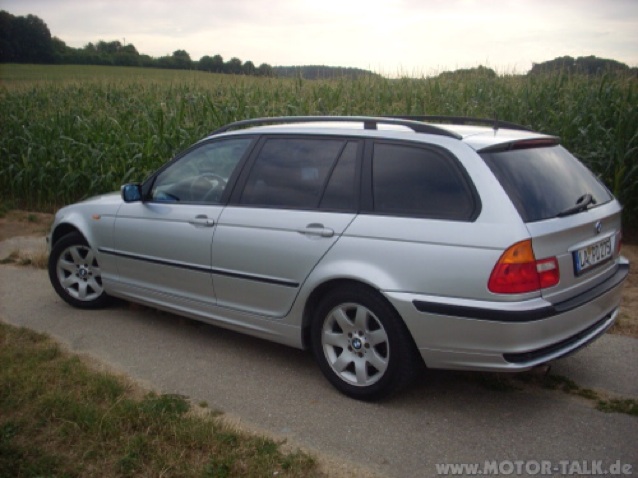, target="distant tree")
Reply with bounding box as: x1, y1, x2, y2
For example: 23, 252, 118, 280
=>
272, 65, 376, 79
0, 10, 15, 61
257, 63, 274, 77
156, 55, 175, 69
574, 55, 629, 74
51, 36, 70, 63
436, 65, 497, 80
96, 40, 122, 55
211, 54, 224, 73
242, 60, 256, 76
138, 54, 155, 67
225, 57, 242, 74
529, 55, 630, 75
19, 13, 54, 62
114, 43, 139, 66
0, 10, 54, 63
171, 49, 192, 69
198, 55, 216, 72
